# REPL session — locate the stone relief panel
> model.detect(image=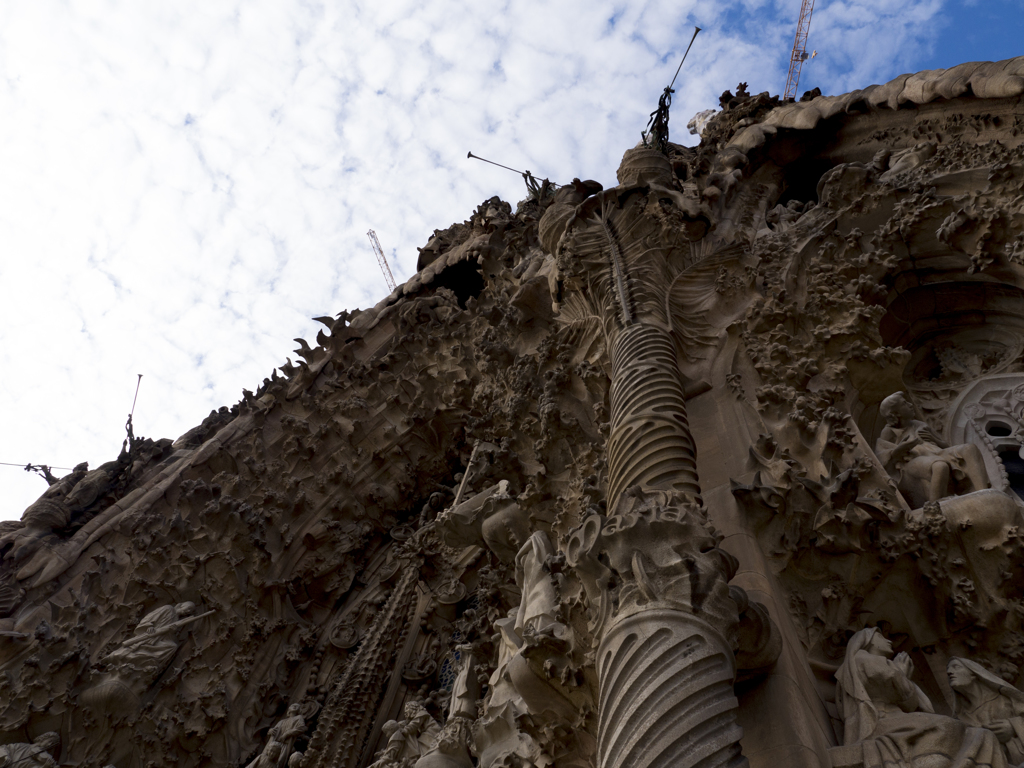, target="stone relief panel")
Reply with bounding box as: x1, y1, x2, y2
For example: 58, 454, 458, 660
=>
832, 629, 1009, 768
875, 392, 993, 508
